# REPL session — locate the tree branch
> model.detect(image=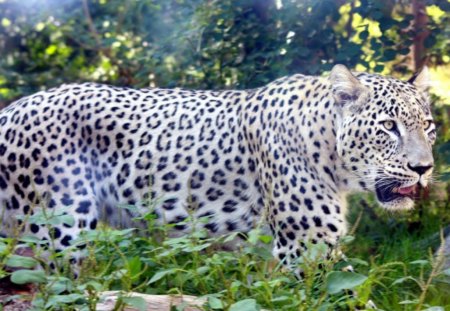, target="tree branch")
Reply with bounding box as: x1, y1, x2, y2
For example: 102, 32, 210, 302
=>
412, 0, 430, 70
82, 0, 101, 46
